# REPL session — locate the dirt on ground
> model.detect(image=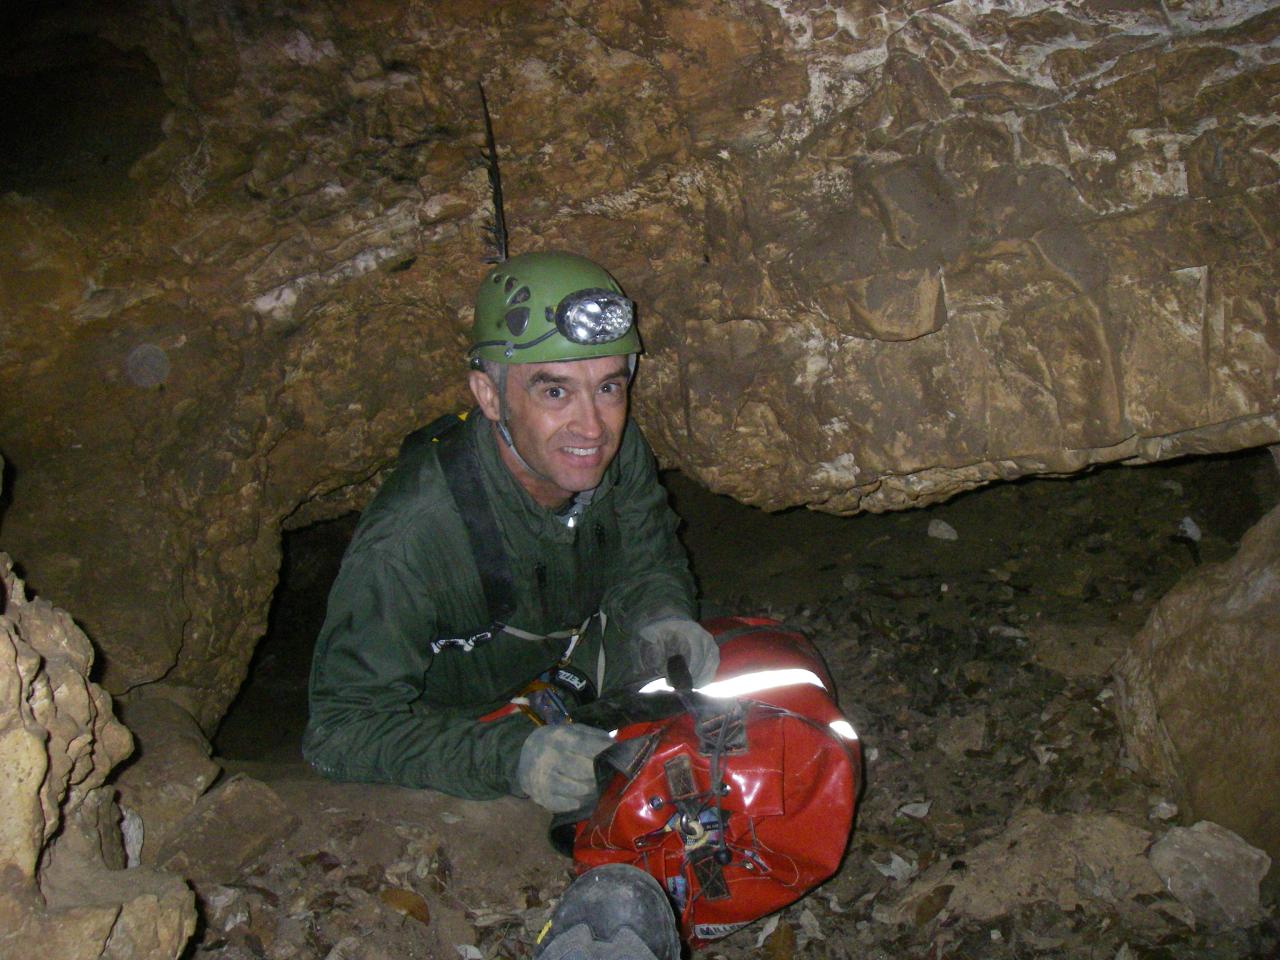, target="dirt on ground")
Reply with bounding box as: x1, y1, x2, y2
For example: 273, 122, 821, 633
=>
203, 449, 1280, 960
